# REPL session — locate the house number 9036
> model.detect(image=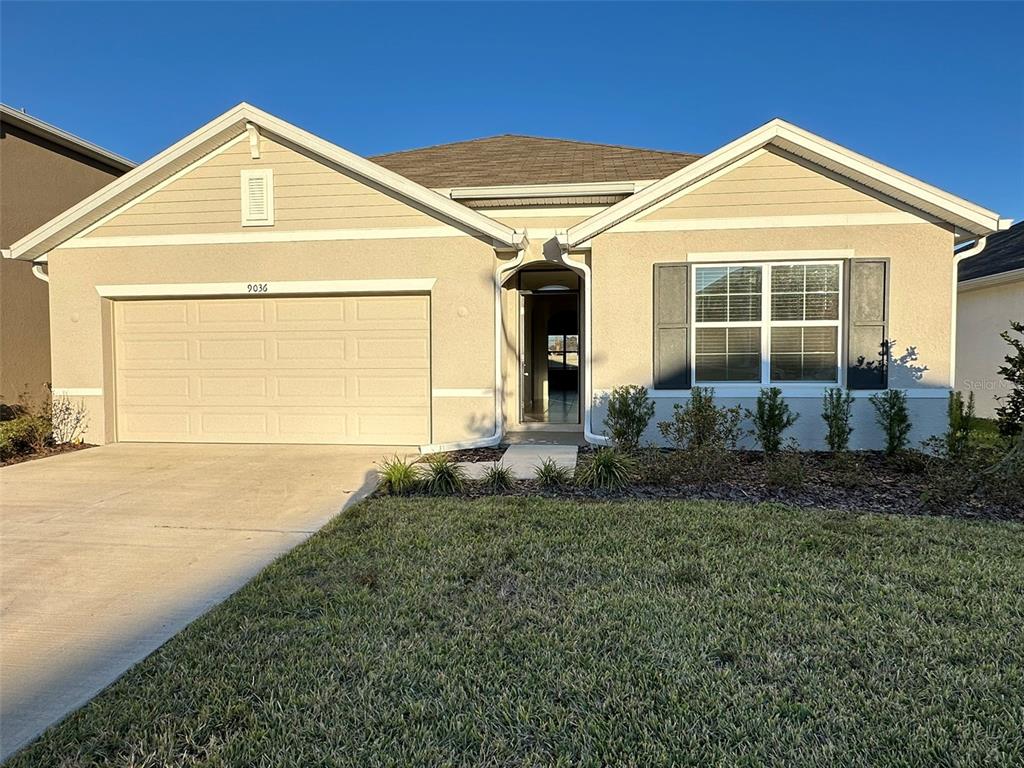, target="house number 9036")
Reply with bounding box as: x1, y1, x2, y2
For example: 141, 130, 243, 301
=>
247, 283, 269, 293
